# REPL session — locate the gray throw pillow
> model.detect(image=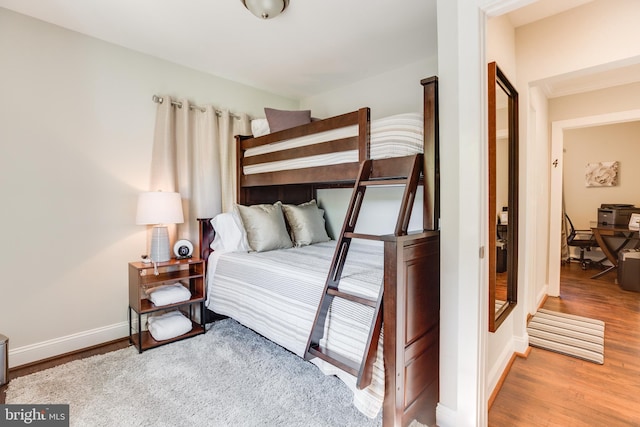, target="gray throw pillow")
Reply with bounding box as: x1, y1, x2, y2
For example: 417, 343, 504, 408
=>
282, 200, 330, 247
235, 202, 293, 252
264, 108, 311, 133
